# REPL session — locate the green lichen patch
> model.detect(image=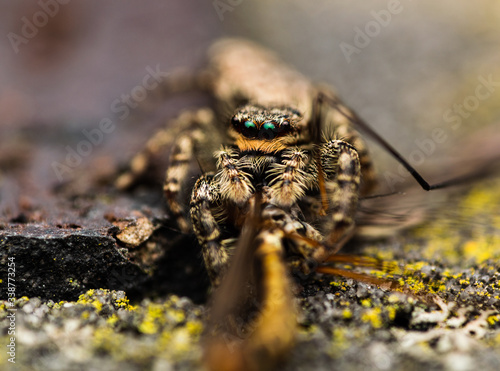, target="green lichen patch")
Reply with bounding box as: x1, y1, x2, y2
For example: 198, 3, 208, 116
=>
412, 178, 500, 266
0, 289, 205, 371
